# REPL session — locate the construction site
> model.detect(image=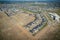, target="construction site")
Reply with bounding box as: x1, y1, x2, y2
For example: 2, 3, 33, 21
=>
0, 3, 60, 40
